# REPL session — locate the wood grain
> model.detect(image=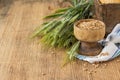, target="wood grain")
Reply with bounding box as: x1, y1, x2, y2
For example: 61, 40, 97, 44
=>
0, 1, 120, 80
